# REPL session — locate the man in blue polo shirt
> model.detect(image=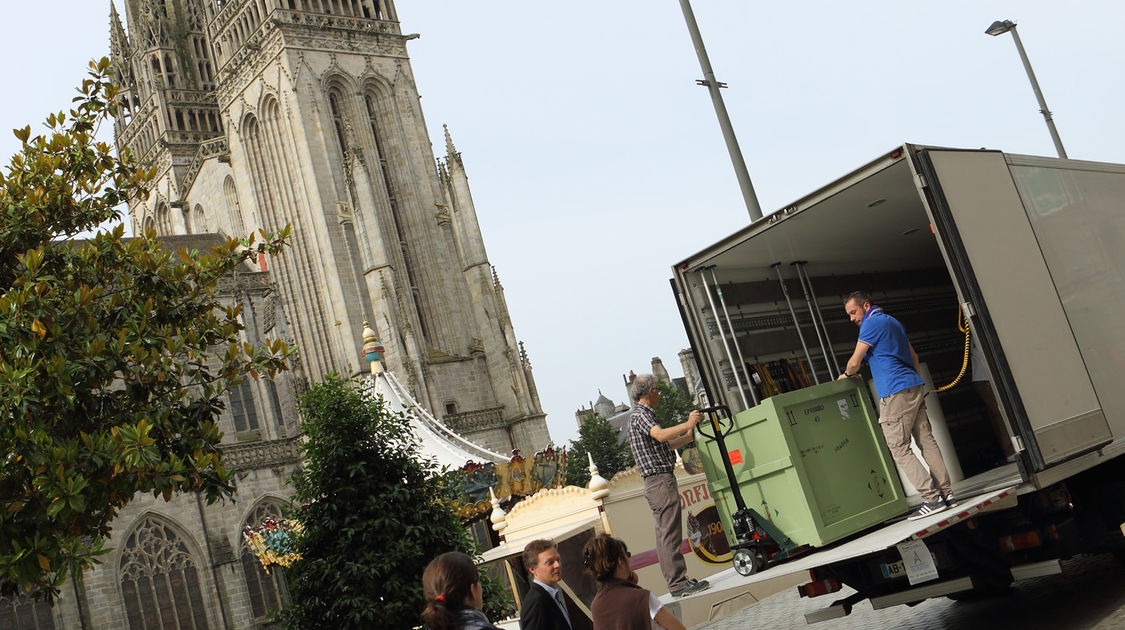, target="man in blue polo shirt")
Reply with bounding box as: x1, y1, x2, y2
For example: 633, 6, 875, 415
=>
839, 291, 953, 520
